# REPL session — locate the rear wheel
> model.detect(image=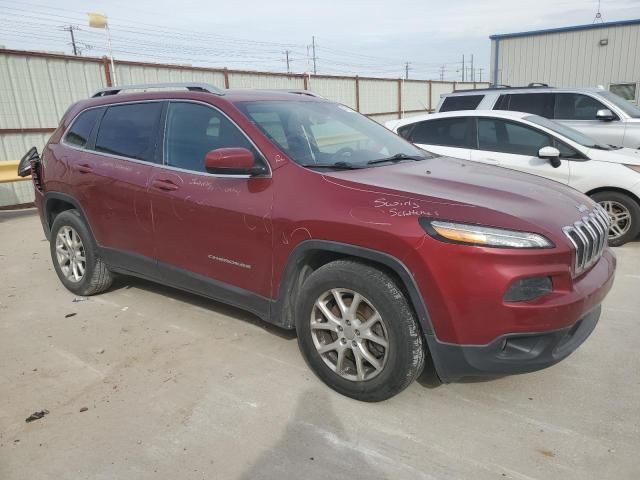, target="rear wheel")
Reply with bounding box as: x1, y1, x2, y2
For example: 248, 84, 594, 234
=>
296, 260, 425, 402
50, 210, 113, 295
591, 191, 640, 247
